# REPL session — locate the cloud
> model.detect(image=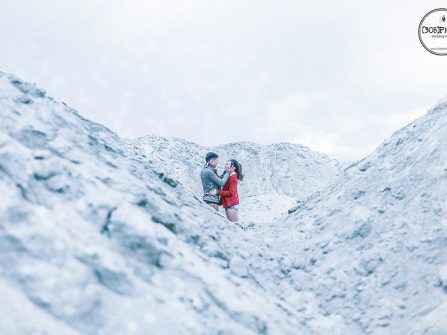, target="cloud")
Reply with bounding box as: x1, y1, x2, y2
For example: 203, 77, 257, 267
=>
0, 0, 446, 163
